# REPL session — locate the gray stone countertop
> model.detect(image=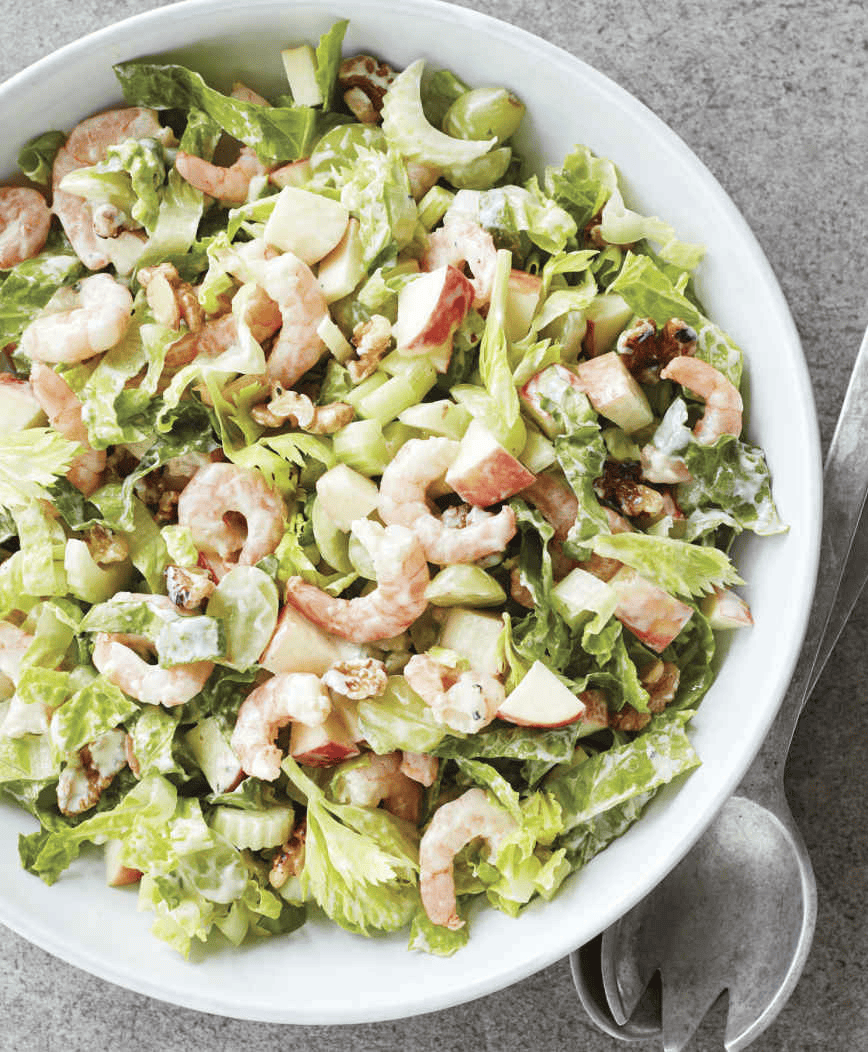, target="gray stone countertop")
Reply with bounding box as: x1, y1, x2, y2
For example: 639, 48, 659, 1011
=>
1, 1, 866, 1049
